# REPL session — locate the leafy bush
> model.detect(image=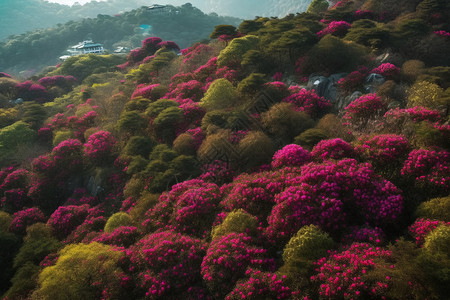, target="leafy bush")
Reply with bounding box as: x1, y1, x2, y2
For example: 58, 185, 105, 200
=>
104, 212, 134, 233
415, 196, 450, 221
211, 209, 258, 240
